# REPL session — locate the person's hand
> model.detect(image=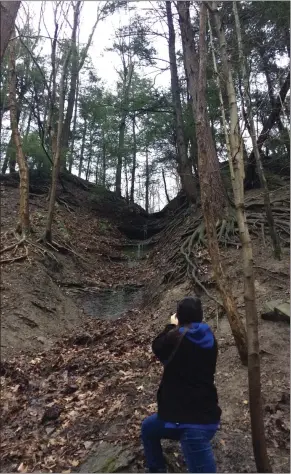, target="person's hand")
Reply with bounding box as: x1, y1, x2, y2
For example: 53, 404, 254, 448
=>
170, 313, 178, 325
